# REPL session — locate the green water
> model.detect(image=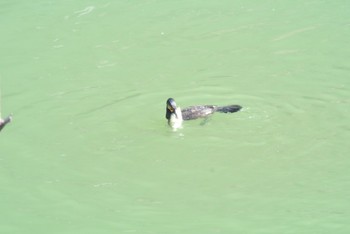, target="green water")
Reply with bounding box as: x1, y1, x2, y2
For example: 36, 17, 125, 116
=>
1, 1, 349, 233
